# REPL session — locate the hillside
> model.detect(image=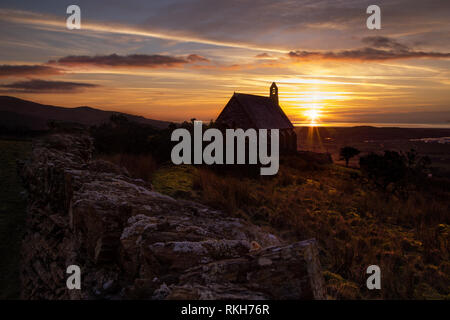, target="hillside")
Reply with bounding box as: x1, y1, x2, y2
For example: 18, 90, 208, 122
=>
0, 96, 171, 131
